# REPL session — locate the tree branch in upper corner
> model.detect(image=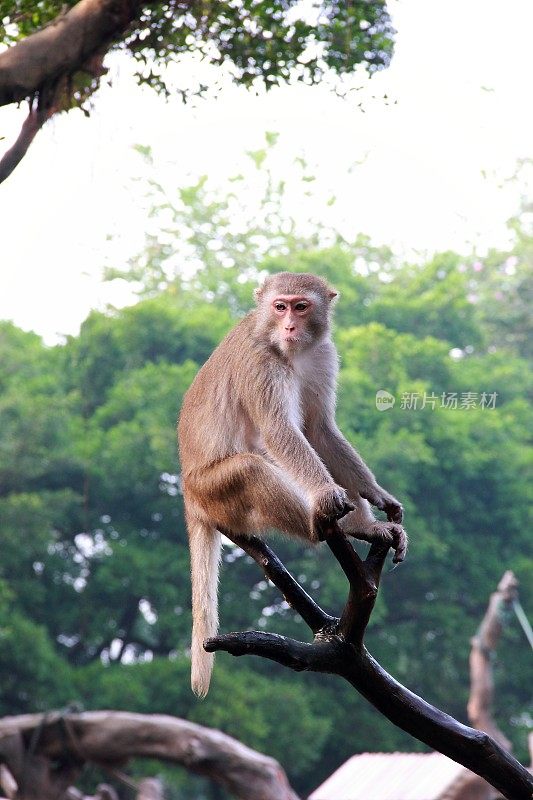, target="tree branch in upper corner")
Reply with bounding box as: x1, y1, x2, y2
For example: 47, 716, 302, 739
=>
0, 0, 144, 107
0, 0, 147, 182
